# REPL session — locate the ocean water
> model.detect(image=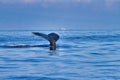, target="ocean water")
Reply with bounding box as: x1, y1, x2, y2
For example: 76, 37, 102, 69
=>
0, 30, 120, 80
